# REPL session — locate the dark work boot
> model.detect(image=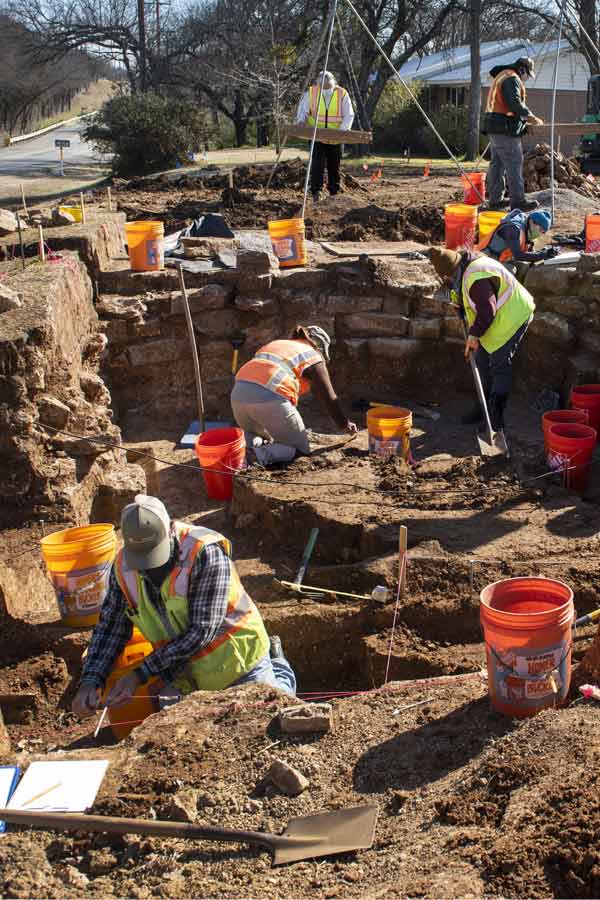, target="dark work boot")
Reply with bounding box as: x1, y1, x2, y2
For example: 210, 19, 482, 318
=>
461, 403, 484, 426
269, 635, 284, 659
510, 198, 539, 212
